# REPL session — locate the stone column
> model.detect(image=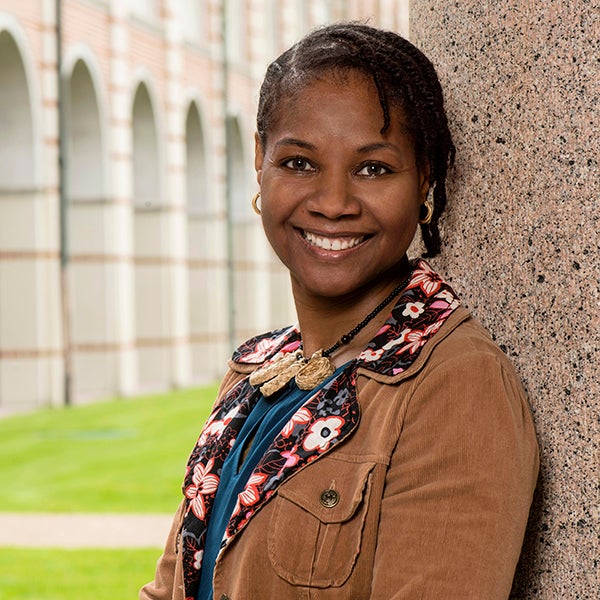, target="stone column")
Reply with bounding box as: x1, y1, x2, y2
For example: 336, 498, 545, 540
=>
163, 0, 191, 388
410, 2, 598, 598
108, 0, 137, 397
